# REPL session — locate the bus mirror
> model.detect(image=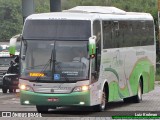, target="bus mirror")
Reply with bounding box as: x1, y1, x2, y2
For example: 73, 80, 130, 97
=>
9, 34, 21, 56
89, 36, 96, 58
